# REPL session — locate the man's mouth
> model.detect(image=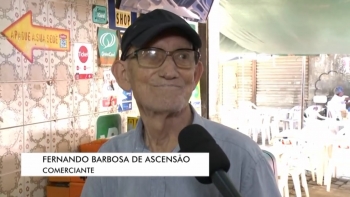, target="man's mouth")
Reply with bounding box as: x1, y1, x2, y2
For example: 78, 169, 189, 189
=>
152, 84, 182, 87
